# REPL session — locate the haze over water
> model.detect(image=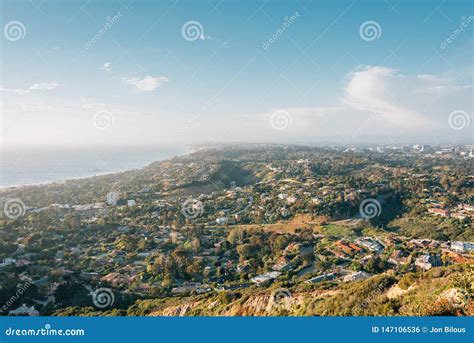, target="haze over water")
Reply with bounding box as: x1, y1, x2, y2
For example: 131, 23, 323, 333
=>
0, 145, 187, 188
